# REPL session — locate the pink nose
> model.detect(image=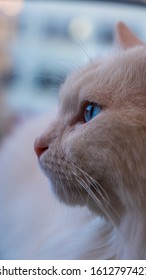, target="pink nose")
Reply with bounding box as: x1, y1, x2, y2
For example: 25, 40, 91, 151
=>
34, 138, 48, 157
